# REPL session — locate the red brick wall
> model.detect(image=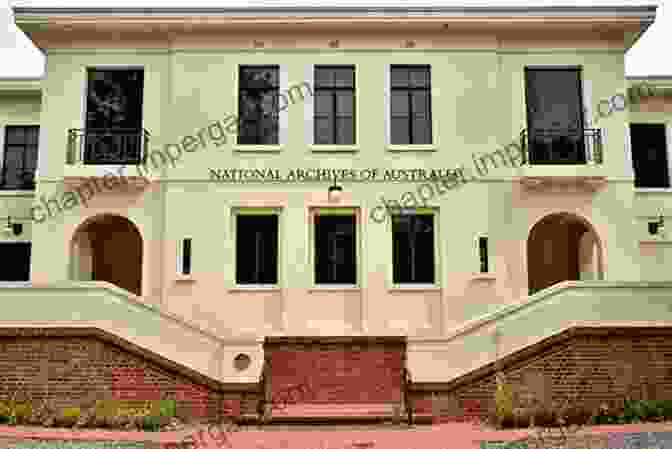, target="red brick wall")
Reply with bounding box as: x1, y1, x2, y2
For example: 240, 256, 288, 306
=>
264, 338, 406, 404
410, 327, 672, 421
0, 329, 233, 422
